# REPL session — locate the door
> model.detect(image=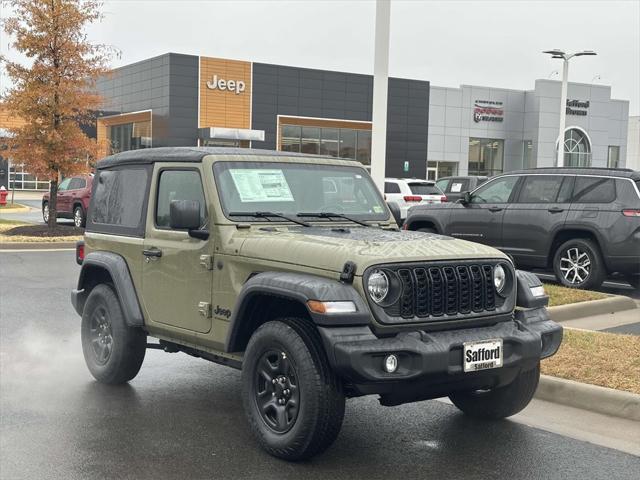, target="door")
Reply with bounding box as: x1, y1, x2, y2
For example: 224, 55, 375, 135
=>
446, 175, 521, 247
142, 167, 213, 334
502, 175, 573, 266
427, 167, 437, 181
56, 177, 72, 213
